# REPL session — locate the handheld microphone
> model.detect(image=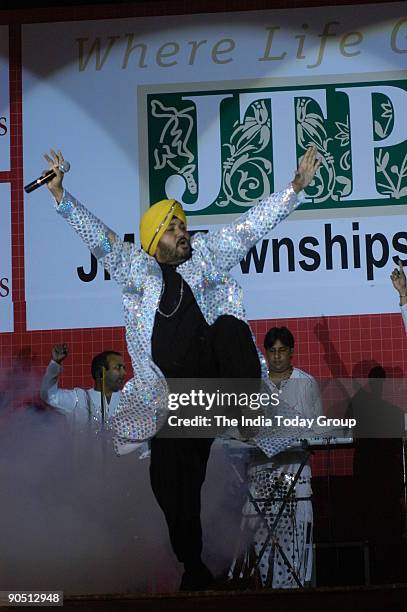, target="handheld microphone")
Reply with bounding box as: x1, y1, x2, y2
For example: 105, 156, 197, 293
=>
24, 160, 71, 194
